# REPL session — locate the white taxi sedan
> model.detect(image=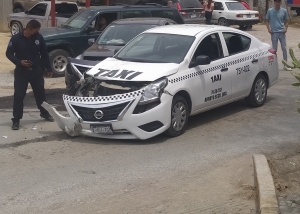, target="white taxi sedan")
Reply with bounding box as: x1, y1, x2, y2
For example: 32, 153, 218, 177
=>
42, 25, 278, 140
